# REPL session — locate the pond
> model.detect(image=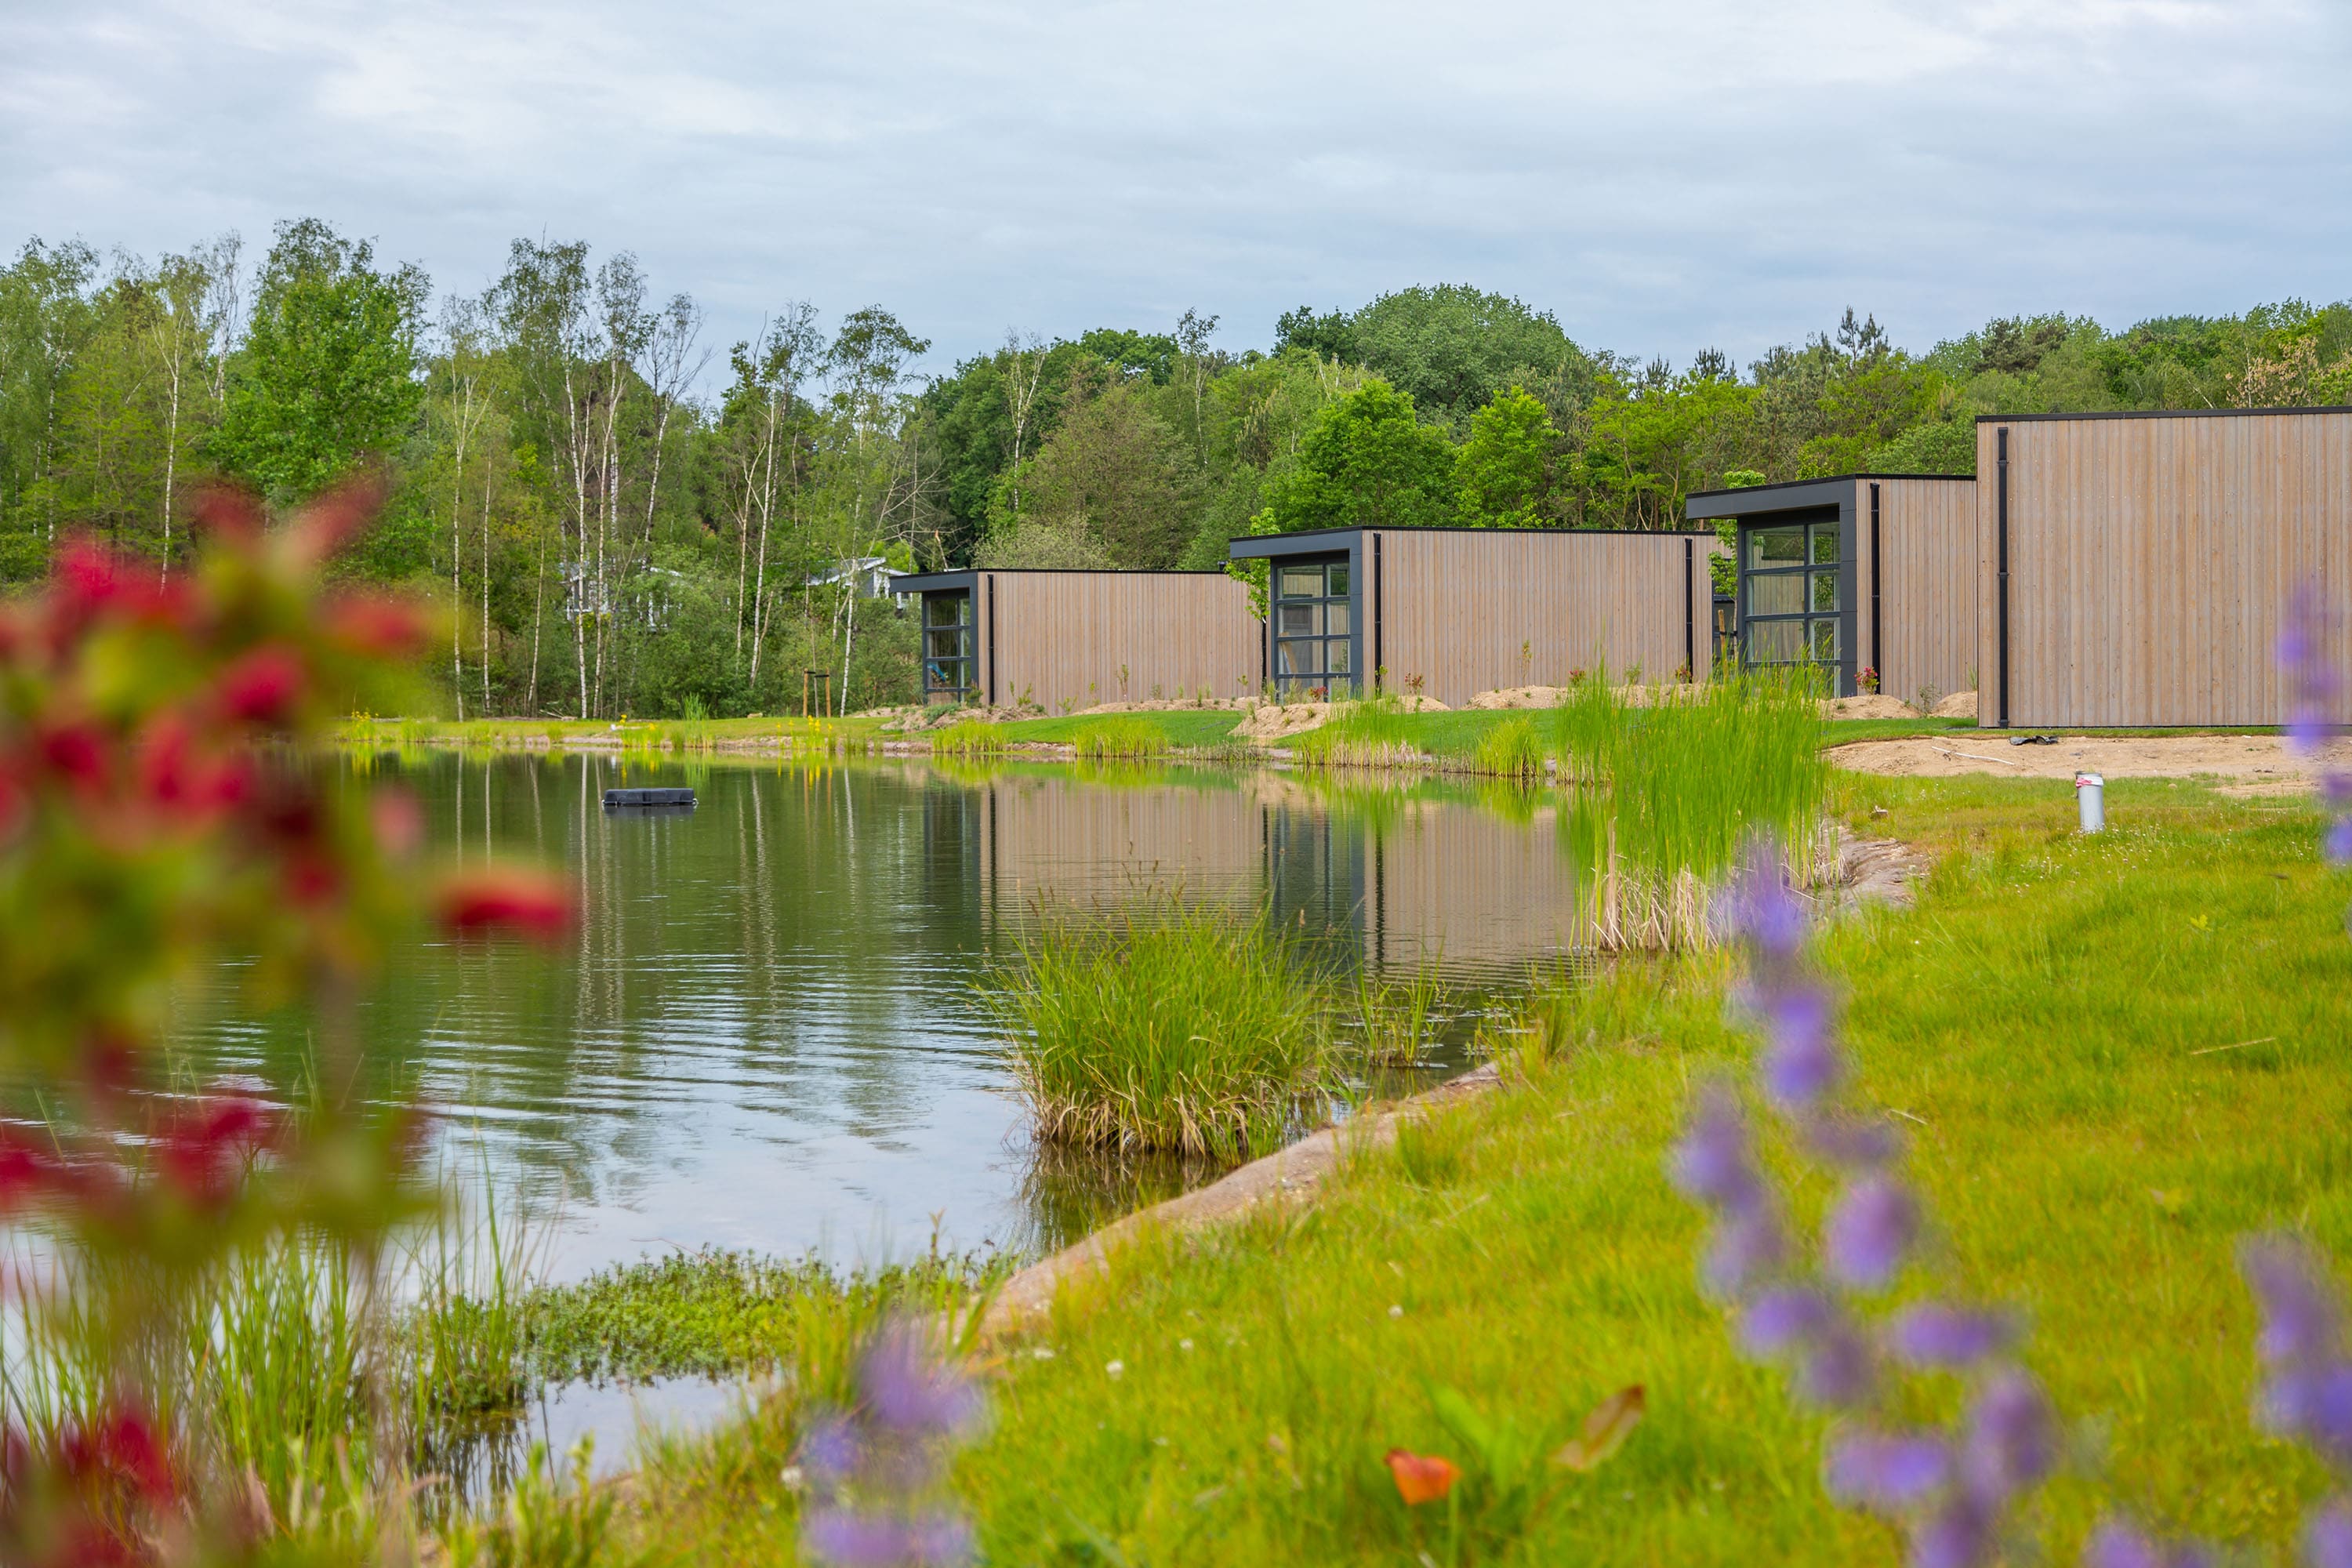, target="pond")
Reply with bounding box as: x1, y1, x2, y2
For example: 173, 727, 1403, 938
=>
176, 750, 1597, 1280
